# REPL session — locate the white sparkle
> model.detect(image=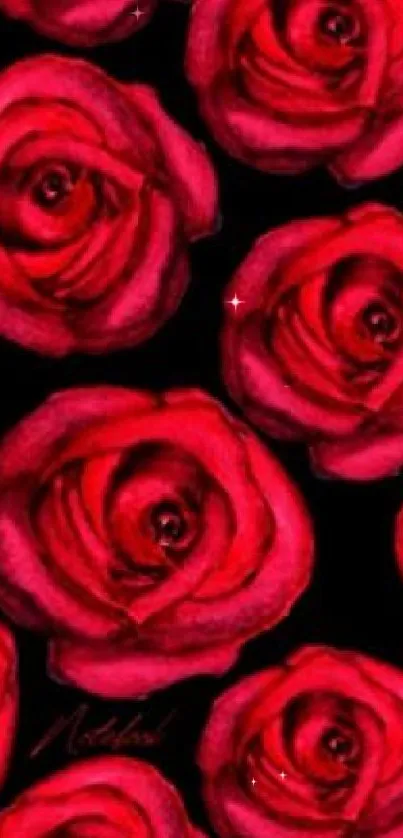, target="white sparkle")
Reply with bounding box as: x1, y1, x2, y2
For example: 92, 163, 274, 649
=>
131, 4, 145, 20
227, 294, 244, 311
251, 778, 257, 786
279, 771, 287, 780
